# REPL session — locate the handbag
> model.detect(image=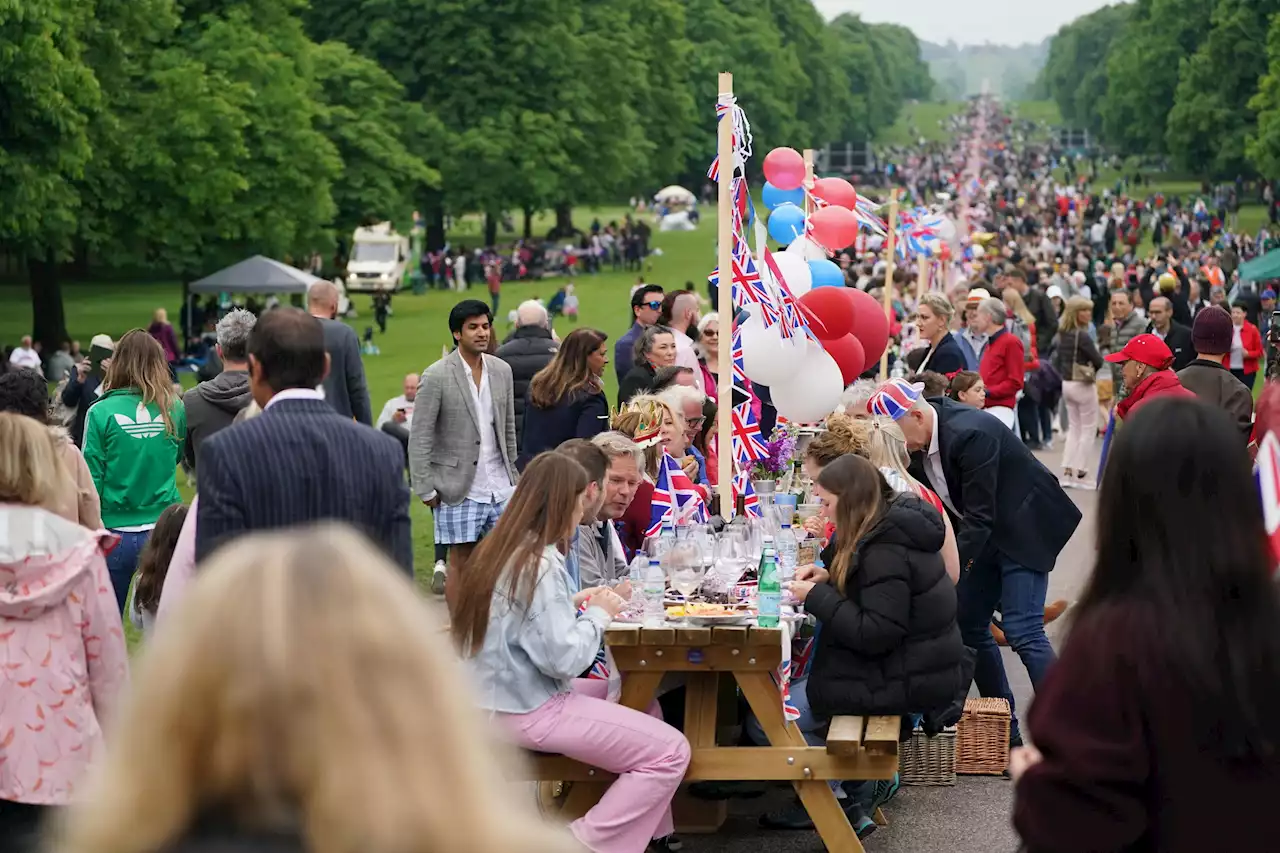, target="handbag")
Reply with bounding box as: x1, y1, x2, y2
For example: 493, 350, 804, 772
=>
1070, 331, 1095, 383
